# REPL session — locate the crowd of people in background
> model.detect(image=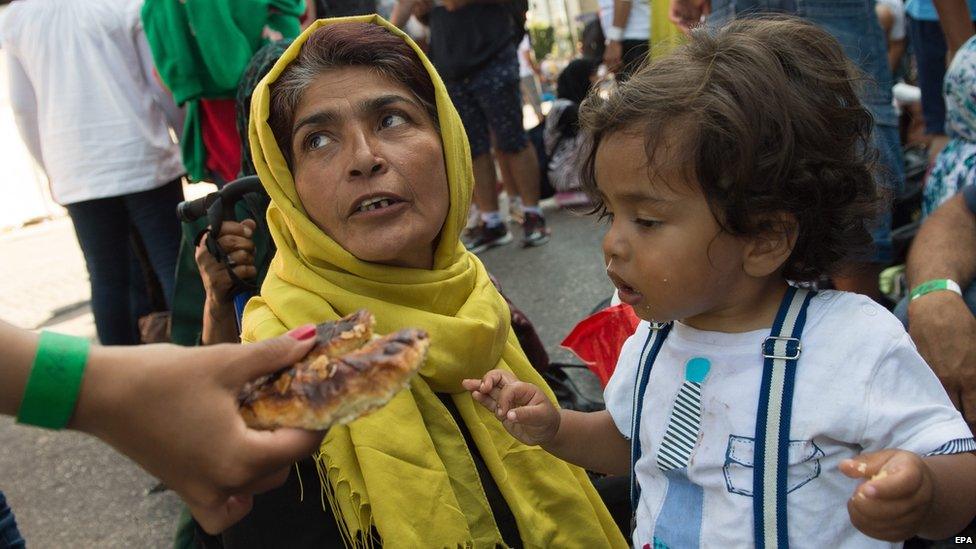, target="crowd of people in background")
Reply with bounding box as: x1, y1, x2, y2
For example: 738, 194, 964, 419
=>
2, 0, 976, 545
